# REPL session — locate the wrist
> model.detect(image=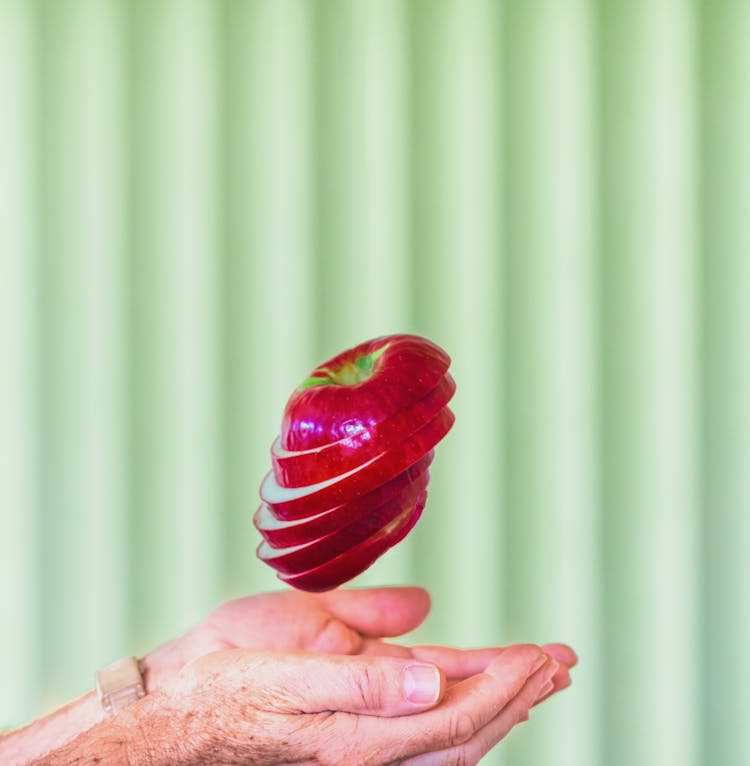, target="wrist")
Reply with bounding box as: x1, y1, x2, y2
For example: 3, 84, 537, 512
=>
114, 689, 204, 766
0, 646, 179, 766
140, 636, 187, 694
5, 690, 184, 766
